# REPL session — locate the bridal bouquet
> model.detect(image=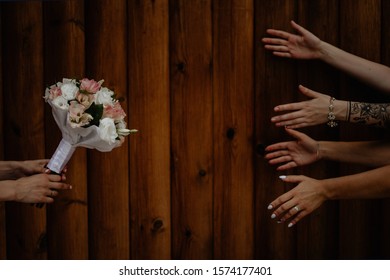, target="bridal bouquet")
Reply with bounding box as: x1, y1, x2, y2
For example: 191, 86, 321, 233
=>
44, 78, 137, 174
